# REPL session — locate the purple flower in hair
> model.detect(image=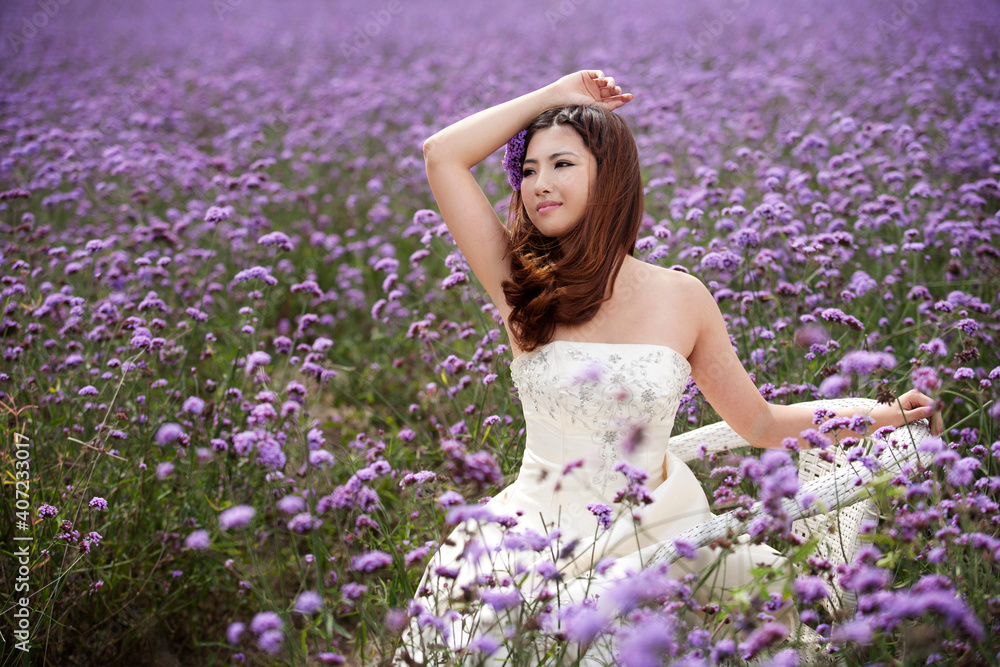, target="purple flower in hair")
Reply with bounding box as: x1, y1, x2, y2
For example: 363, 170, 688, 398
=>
502, 129, 527, 190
